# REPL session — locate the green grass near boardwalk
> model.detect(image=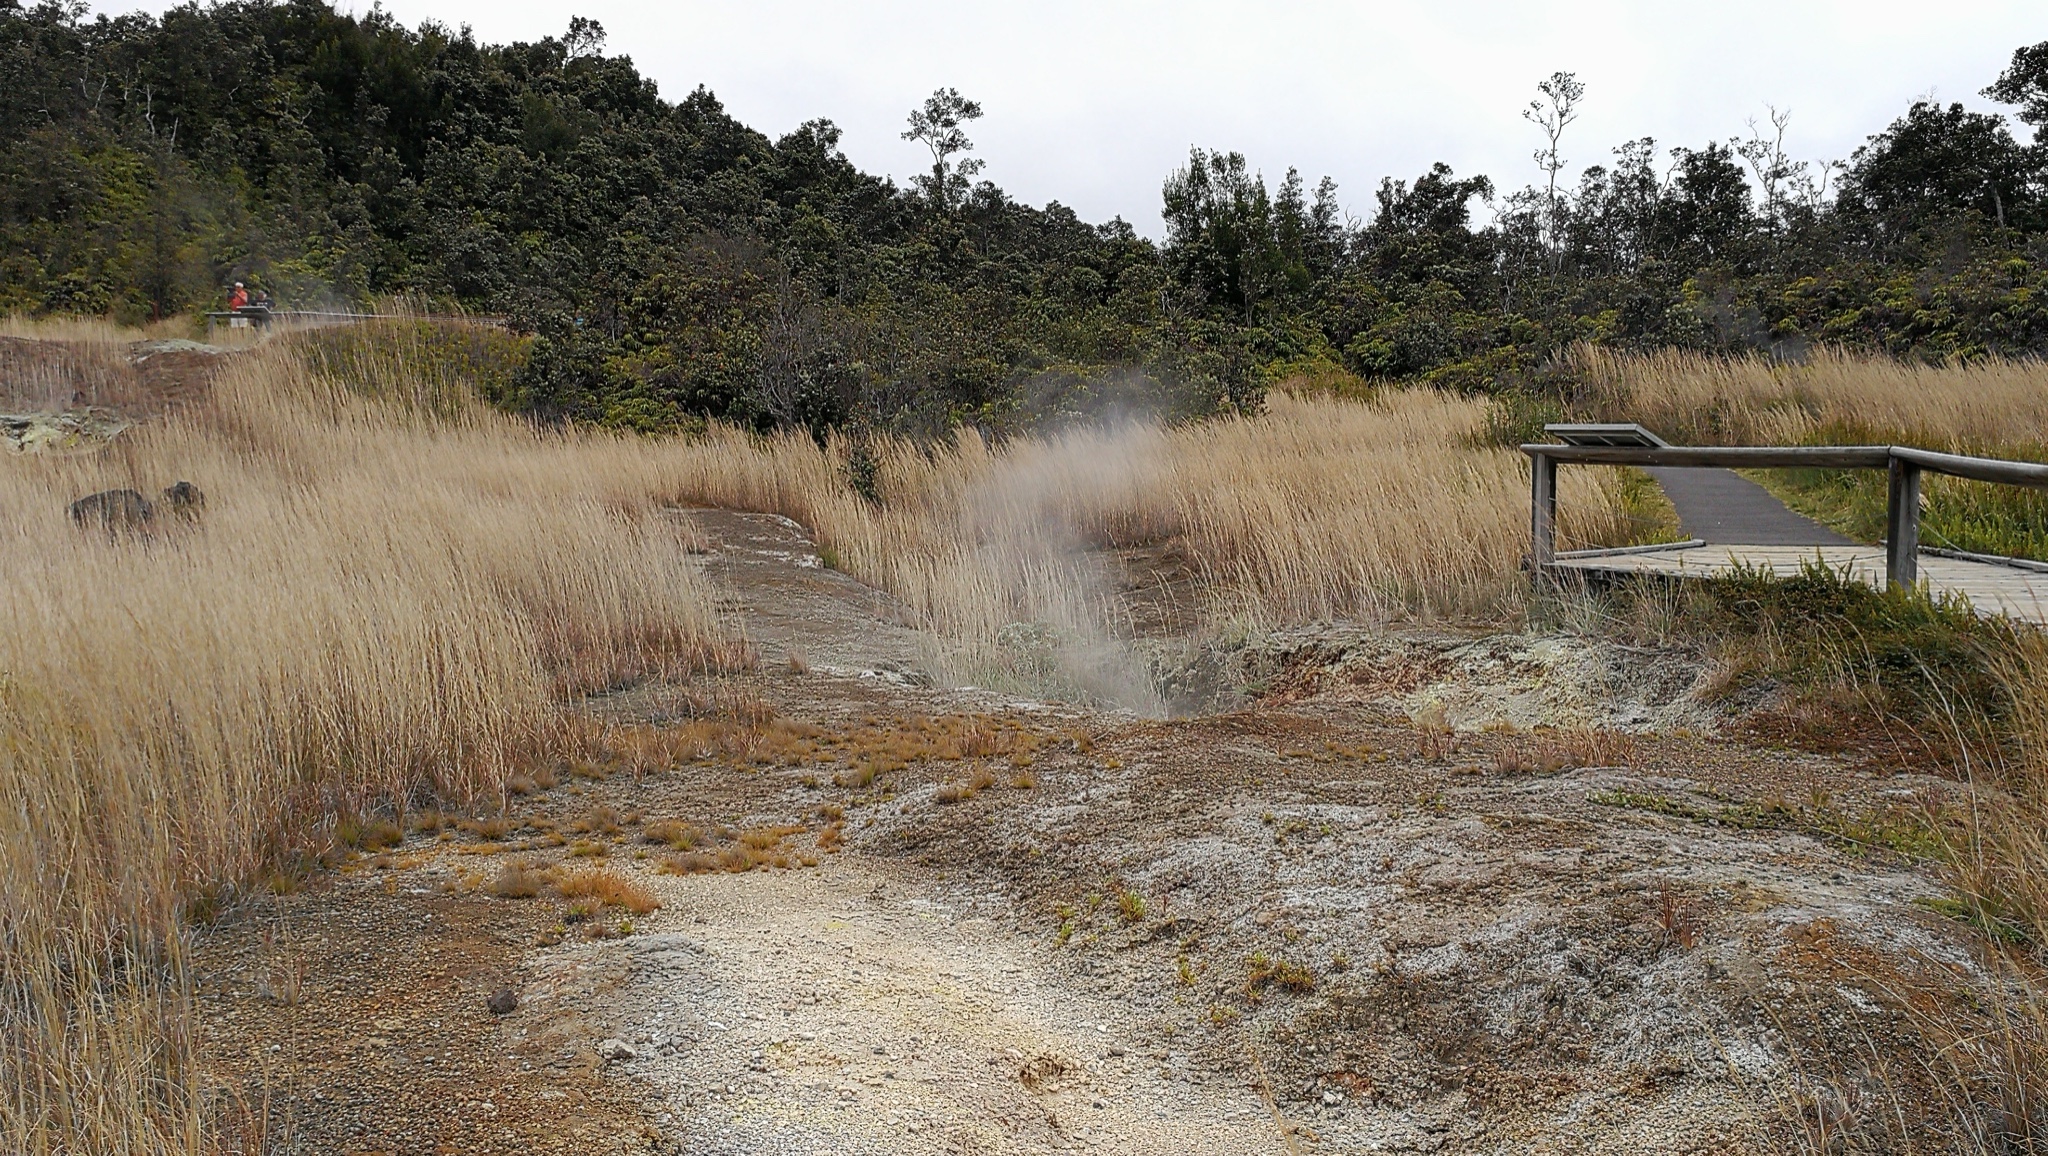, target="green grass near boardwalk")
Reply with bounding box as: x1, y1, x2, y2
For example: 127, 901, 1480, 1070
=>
1742, 437, 2048, 564
1582, 558, 2021, 768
